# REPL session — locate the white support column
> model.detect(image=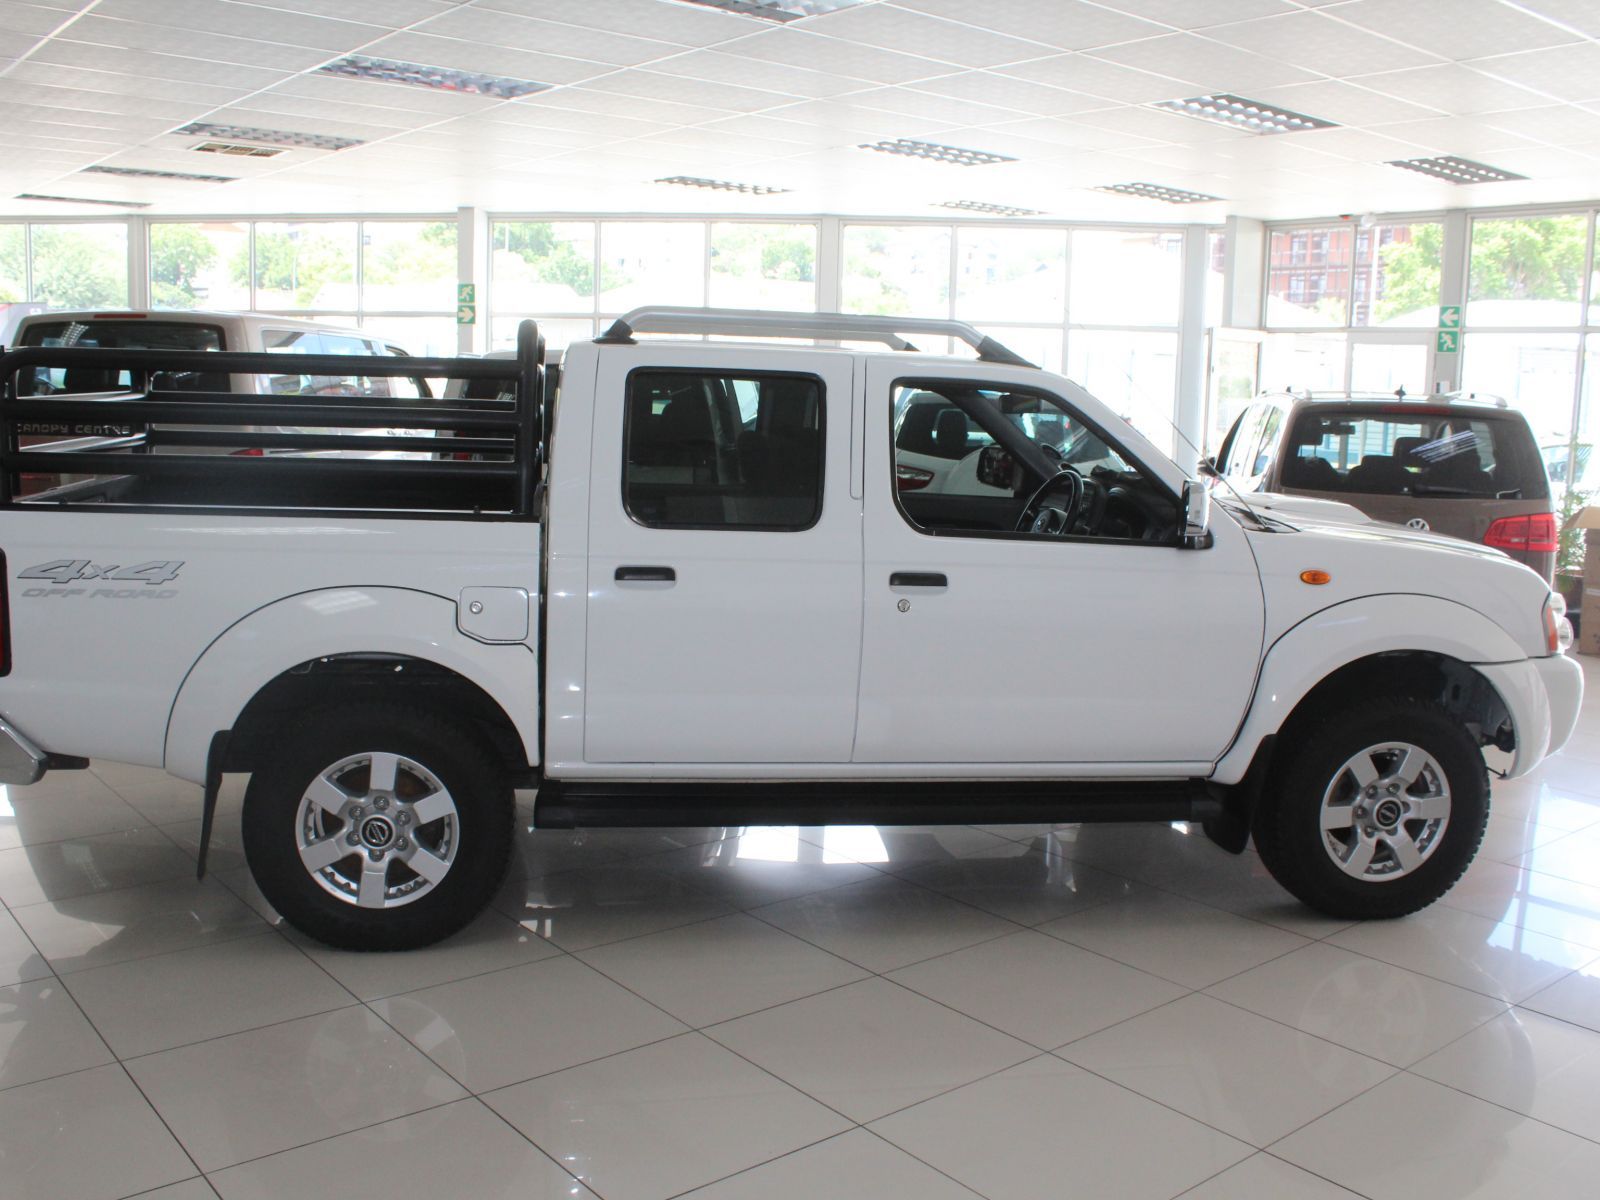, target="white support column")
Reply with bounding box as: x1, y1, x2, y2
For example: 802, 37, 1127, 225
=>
1174, 223, 1210, 472
1431, 208, 1469, 392
456, 205, 488, 354
817, 215, 842, 314
1220, 215, 1265, 330
127, 216, 150, 311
